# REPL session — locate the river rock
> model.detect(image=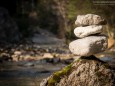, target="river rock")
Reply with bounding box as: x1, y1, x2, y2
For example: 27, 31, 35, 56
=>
75, 14, 106, 26
69, 36, 108, 56
43, 53, 54, 58
40, 55, 115, 86
74, 25, 103, 38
